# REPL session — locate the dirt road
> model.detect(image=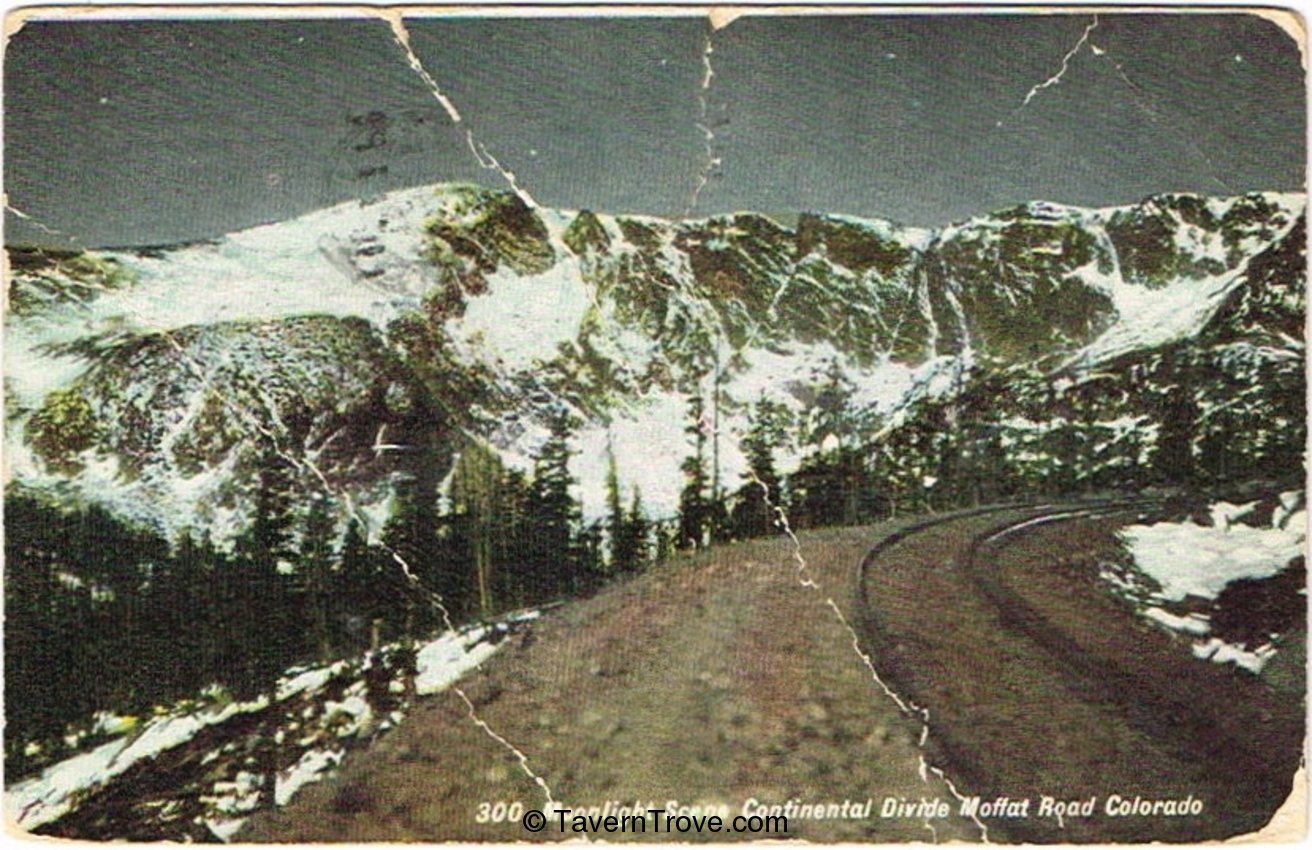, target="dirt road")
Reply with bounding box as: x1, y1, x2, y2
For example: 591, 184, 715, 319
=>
245, 506, 1303, 843
243, 524, 980, 843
